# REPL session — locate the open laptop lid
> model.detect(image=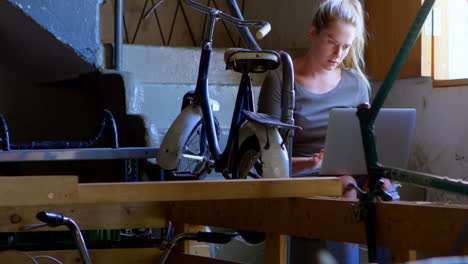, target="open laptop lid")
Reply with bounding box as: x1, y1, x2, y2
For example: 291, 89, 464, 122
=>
320, 108, 416, 176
